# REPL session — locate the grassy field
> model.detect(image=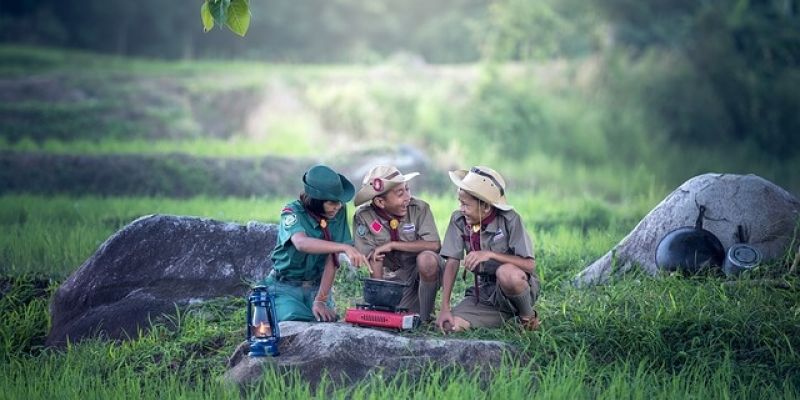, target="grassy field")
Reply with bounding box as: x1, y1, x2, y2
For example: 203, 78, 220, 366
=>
2, 193, 799, 398
2, 45, 799, 398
